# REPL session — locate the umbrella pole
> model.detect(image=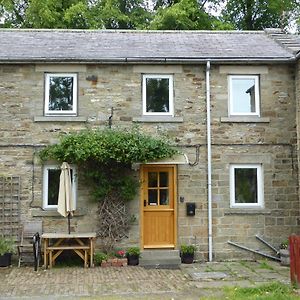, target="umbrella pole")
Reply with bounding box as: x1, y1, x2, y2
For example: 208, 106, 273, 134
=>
68, 213, 71, 234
